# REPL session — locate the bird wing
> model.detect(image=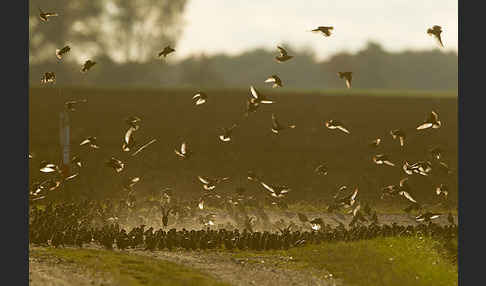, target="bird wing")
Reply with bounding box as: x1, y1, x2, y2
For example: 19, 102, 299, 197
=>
345, 79, 351, 89
400, 191, 417, 203
265, 76, 276, 83
125, 127, 135, 144
260, 100, 274, 104
350, 188, 359, 201
192, 93, 201, 99
260, 181, 275, 194
250, 86, 259, 99
198, 176, 210, 184
417, 123, 433, 130
337, 126, 350, 134
79, 139, 91, 146
131, 139, 157, 156
181, 142, 187, 154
